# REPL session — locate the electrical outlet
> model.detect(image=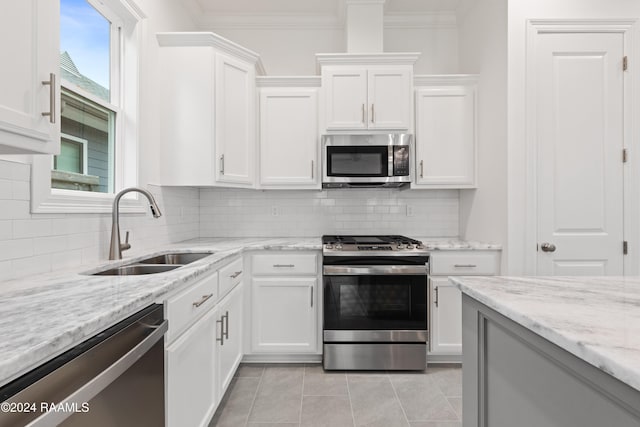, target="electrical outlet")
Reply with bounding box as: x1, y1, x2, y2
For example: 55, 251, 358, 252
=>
271, 206, 279, 216
406, 205, 414, 217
